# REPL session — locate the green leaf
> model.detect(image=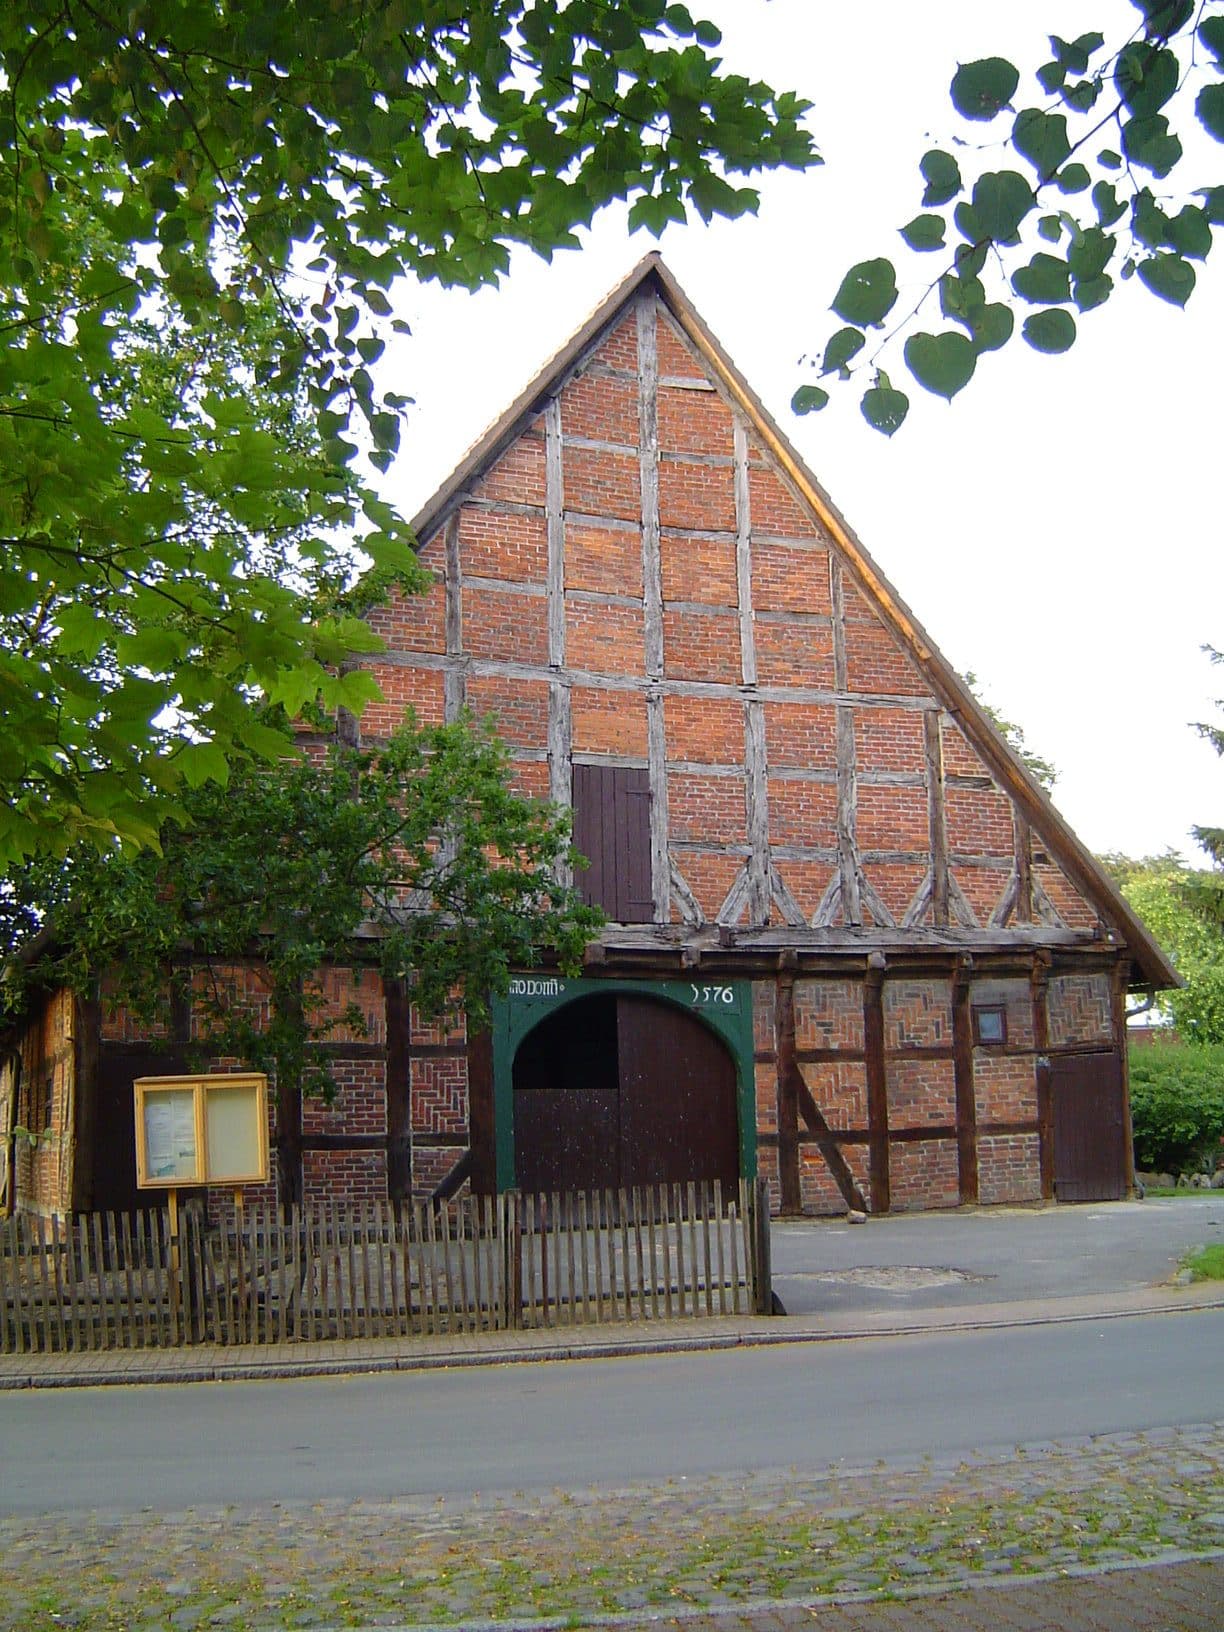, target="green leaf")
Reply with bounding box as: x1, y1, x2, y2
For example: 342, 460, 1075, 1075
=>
1012, 109, 1071, 177
1131, 0, 1193, 39
1138, 253, 1196, 306
1022, 309, 1077, 353
831, 259, 898, 326
968, 303, 1014, 354
920, 149, 962, 207
969, 171, 1035, 240
1062, 79, 1101, 114
900, 212, 946, 251
904, 331, 977, 400
176, 741, 231, 789
1093, 181, 1127, 226
1038, 215, 1063, 243
1200, 17, 1224, 64
860, 379, 909, 437
1068, 226, 1114, 282
950, 58, 1020, 122
1098, 148, 1123, 170
1073, 274, 1113, 312
1167, 206, 1212, 260
1056, 164, 1090, 194
791, 384, 830, 414
1122, 114, 1183, 178
821, 325, 866, 376
1197, 84, 1224, 143
1116, 45, 1179, 117
1199, 186, 1224, 226
1011, 253, 1072, 304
